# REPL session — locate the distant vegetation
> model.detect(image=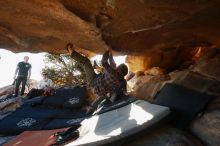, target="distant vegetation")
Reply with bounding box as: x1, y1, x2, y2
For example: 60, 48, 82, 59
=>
42, 53, 86, 87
